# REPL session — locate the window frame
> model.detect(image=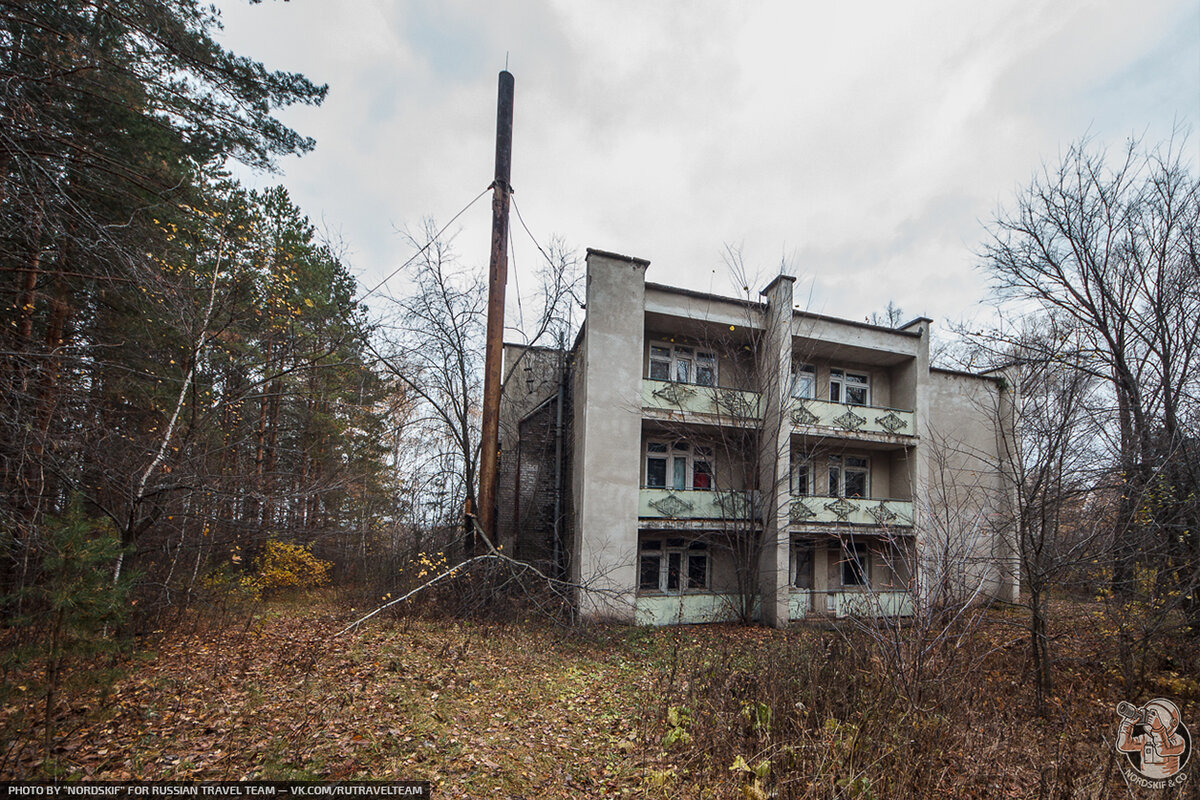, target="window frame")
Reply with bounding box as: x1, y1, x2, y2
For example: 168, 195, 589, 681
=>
790, 540, 814, 589
791, 361, 816, 399
827, 454, 870, 498
648, 341, 718, 387
644, 439, 716, 491
840, 541, 870, 588
829, 367, 870, 406
638, 537, 710, 593
792, 454, 811, 496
